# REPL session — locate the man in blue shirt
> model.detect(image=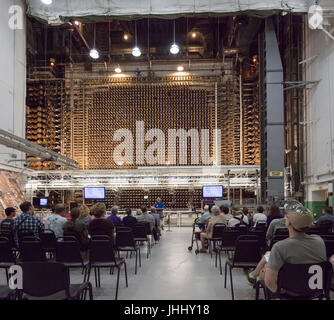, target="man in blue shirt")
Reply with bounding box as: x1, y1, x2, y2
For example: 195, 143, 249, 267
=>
316, 207, 334, 224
